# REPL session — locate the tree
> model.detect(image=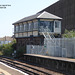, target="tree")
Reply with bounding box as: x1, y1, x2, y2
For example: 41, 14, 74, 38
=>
0, 40, 16, 56
2, 43, 13, 56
